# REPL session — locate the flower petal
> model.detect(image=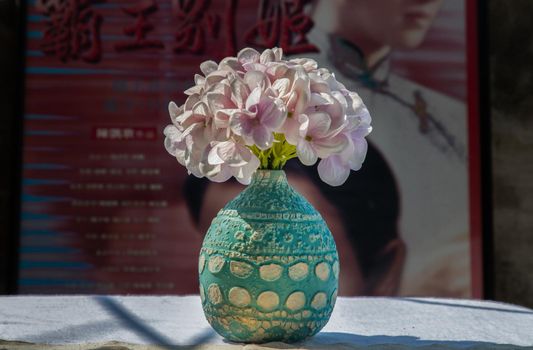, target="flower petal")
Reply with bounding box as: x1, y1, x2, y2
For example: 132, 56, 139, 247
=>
266, 62, 289, 80
351, 123, 373, 138
308, 93, 329, 107
317, 156, 351, 186
218, 142, 248, 167
200, 60, 218, 76
283, 115, 301, 145
272, 47, 283, 61
235, 143, 253, 163
208, 166, 232, 183
163, 125, 186, 162
207, 92, 236, 112
297, 140, 318, 166
245, 86, 262, 110
290, 58, 318, 72
272, 78, 290, 97
184, 94, 200, 110
233, 154, 260, 185
184, 85, 202, 96
253, 126, 273, 150
348, 137, 368, 171
175, 110, 195, 128
231, 78, 250, 108
258, 98, 286, 131
307, 112, 331, 137
230, 111, 255, 137
293, 71, 311, 115
313, 133, 349, 158
298, 114, 309, 138
207, 143, 225, 165
205, 70, 230, 89
237, 47, 260, 64
194, 74, 205, 86
214, 109, 234, 129
243, 62, 267, 72
260, 49, 275, 64
192, 101, 210, 117
168, 101, 182, 124
244, 70, 268, 90
219, 57, 241, 72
